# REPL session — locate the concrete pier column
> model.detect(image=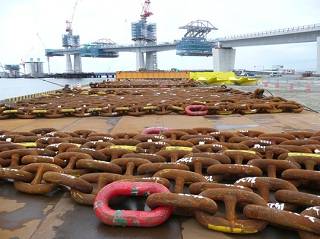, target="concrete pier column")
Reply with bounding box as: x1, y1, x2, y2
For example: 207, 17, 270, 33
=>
66, 54, 73, 73
47, 57, 51, 74
136, 50, 145, 70
317, 36, 320, 74
213, 47, 236, 72
74, 54, 82, 73
146, 52, 157, 70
